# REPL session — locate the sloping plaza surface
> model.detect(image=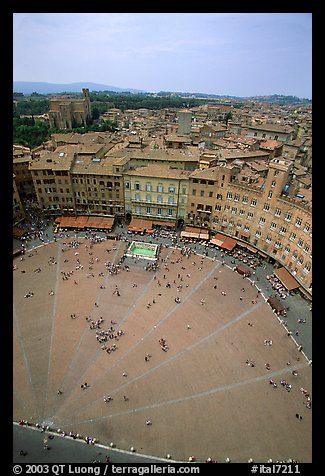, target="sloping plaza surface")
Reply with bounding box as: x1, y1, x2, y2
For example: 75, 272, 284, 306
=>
13, 236, 312, 463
